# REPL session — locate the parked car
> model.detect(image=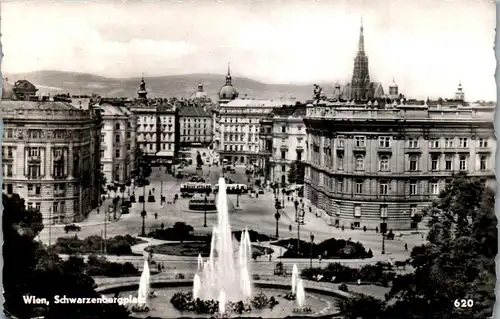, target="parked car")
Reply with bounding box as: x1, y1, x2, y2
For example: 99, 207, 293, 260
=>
64, 223, 81, 233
